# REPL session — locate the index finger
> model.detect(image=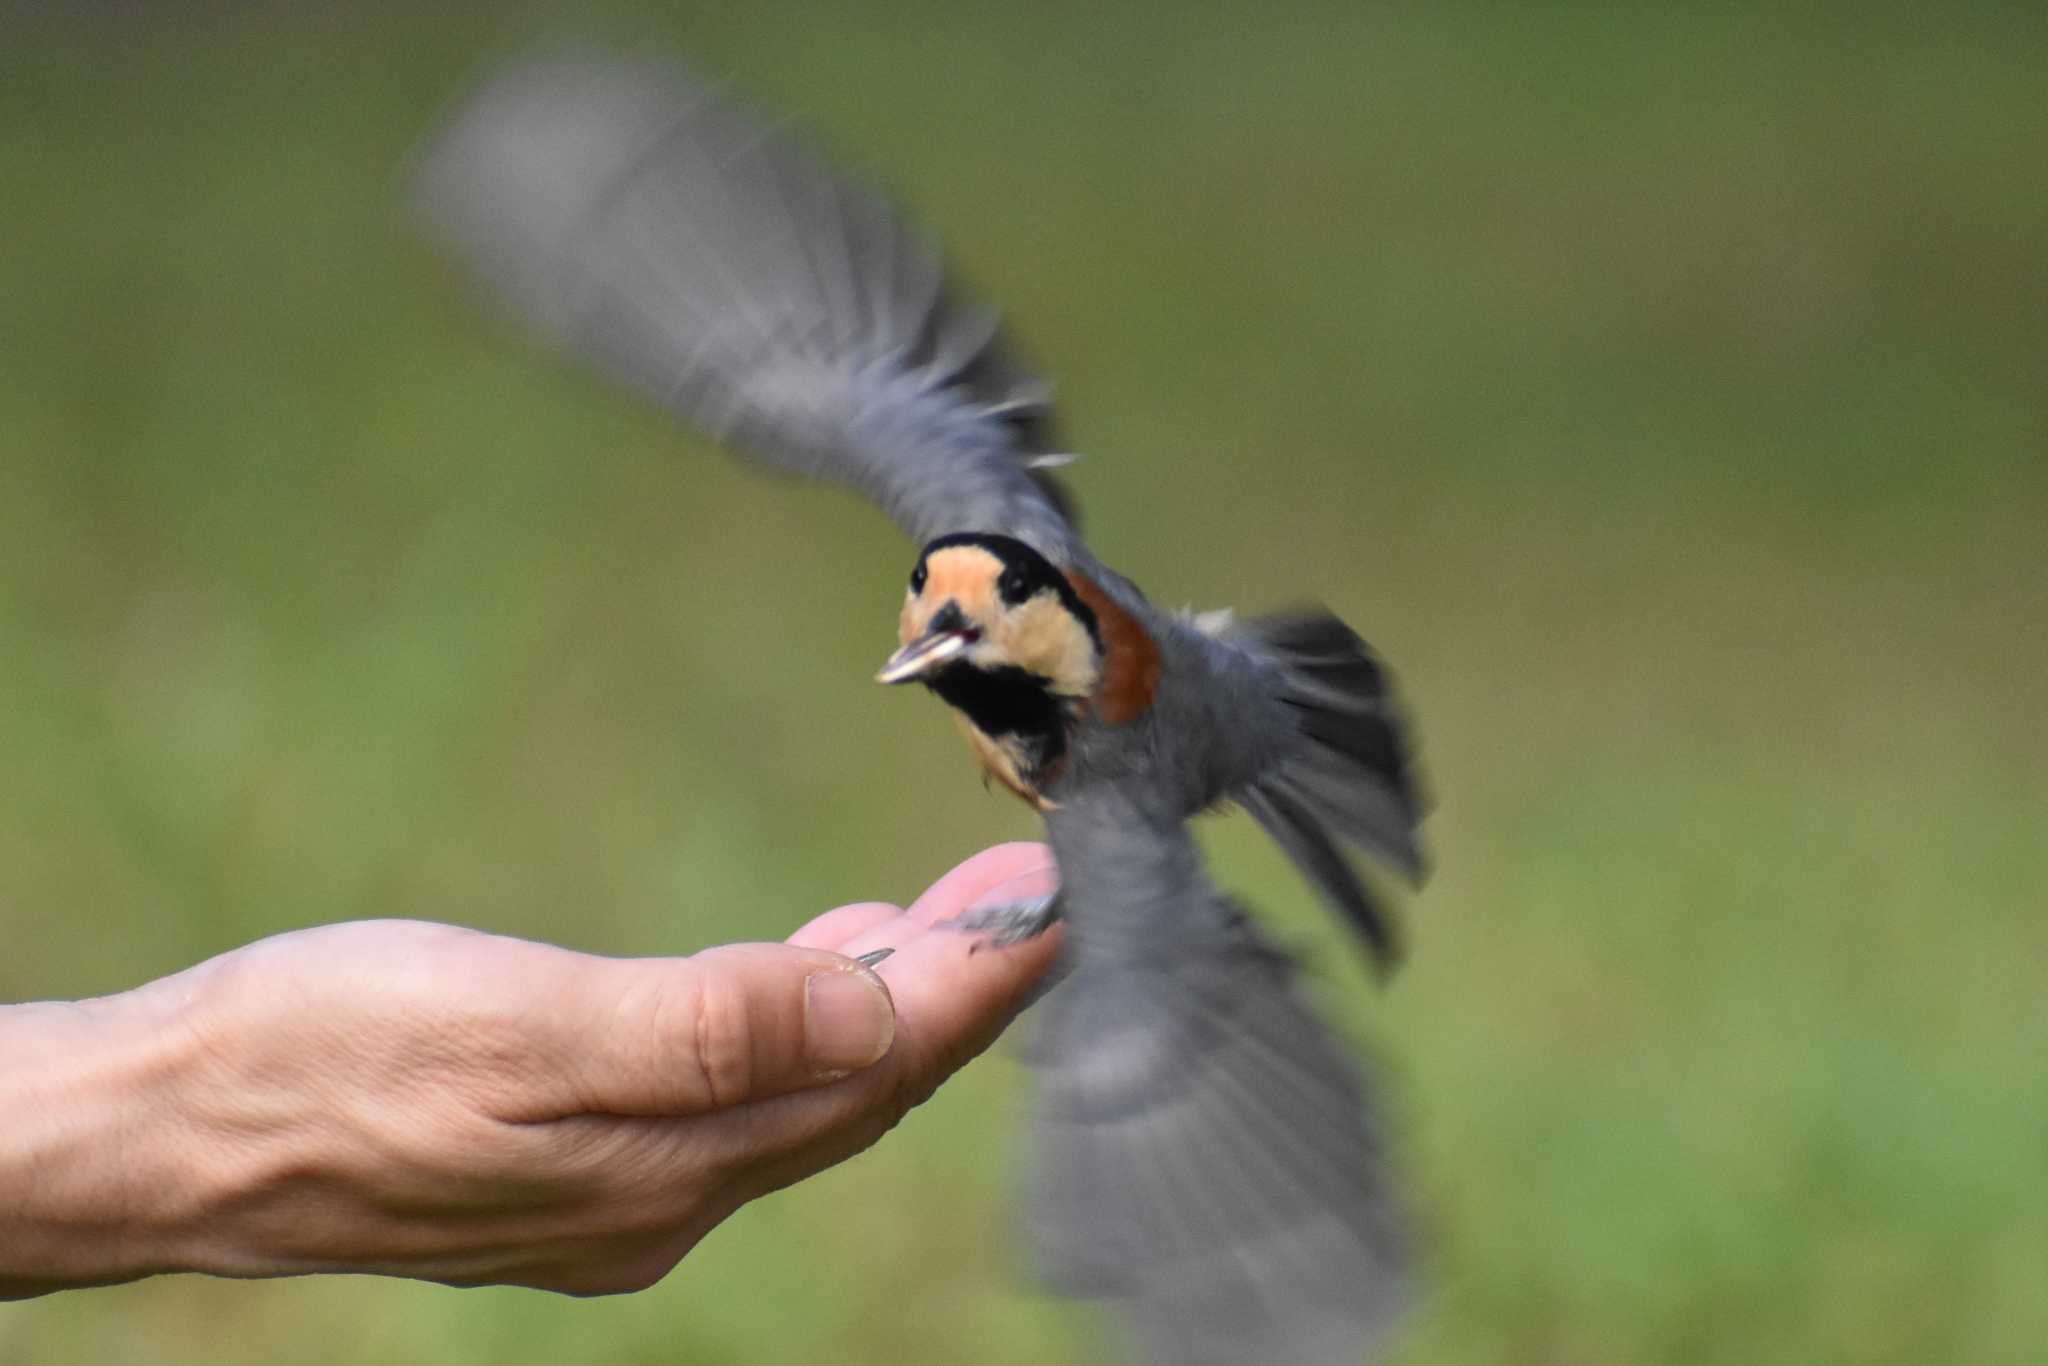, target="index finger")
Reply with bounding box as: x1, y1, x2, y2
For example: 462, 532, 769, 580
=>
785, 901, 901, 951
904, 842, 1056, 925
